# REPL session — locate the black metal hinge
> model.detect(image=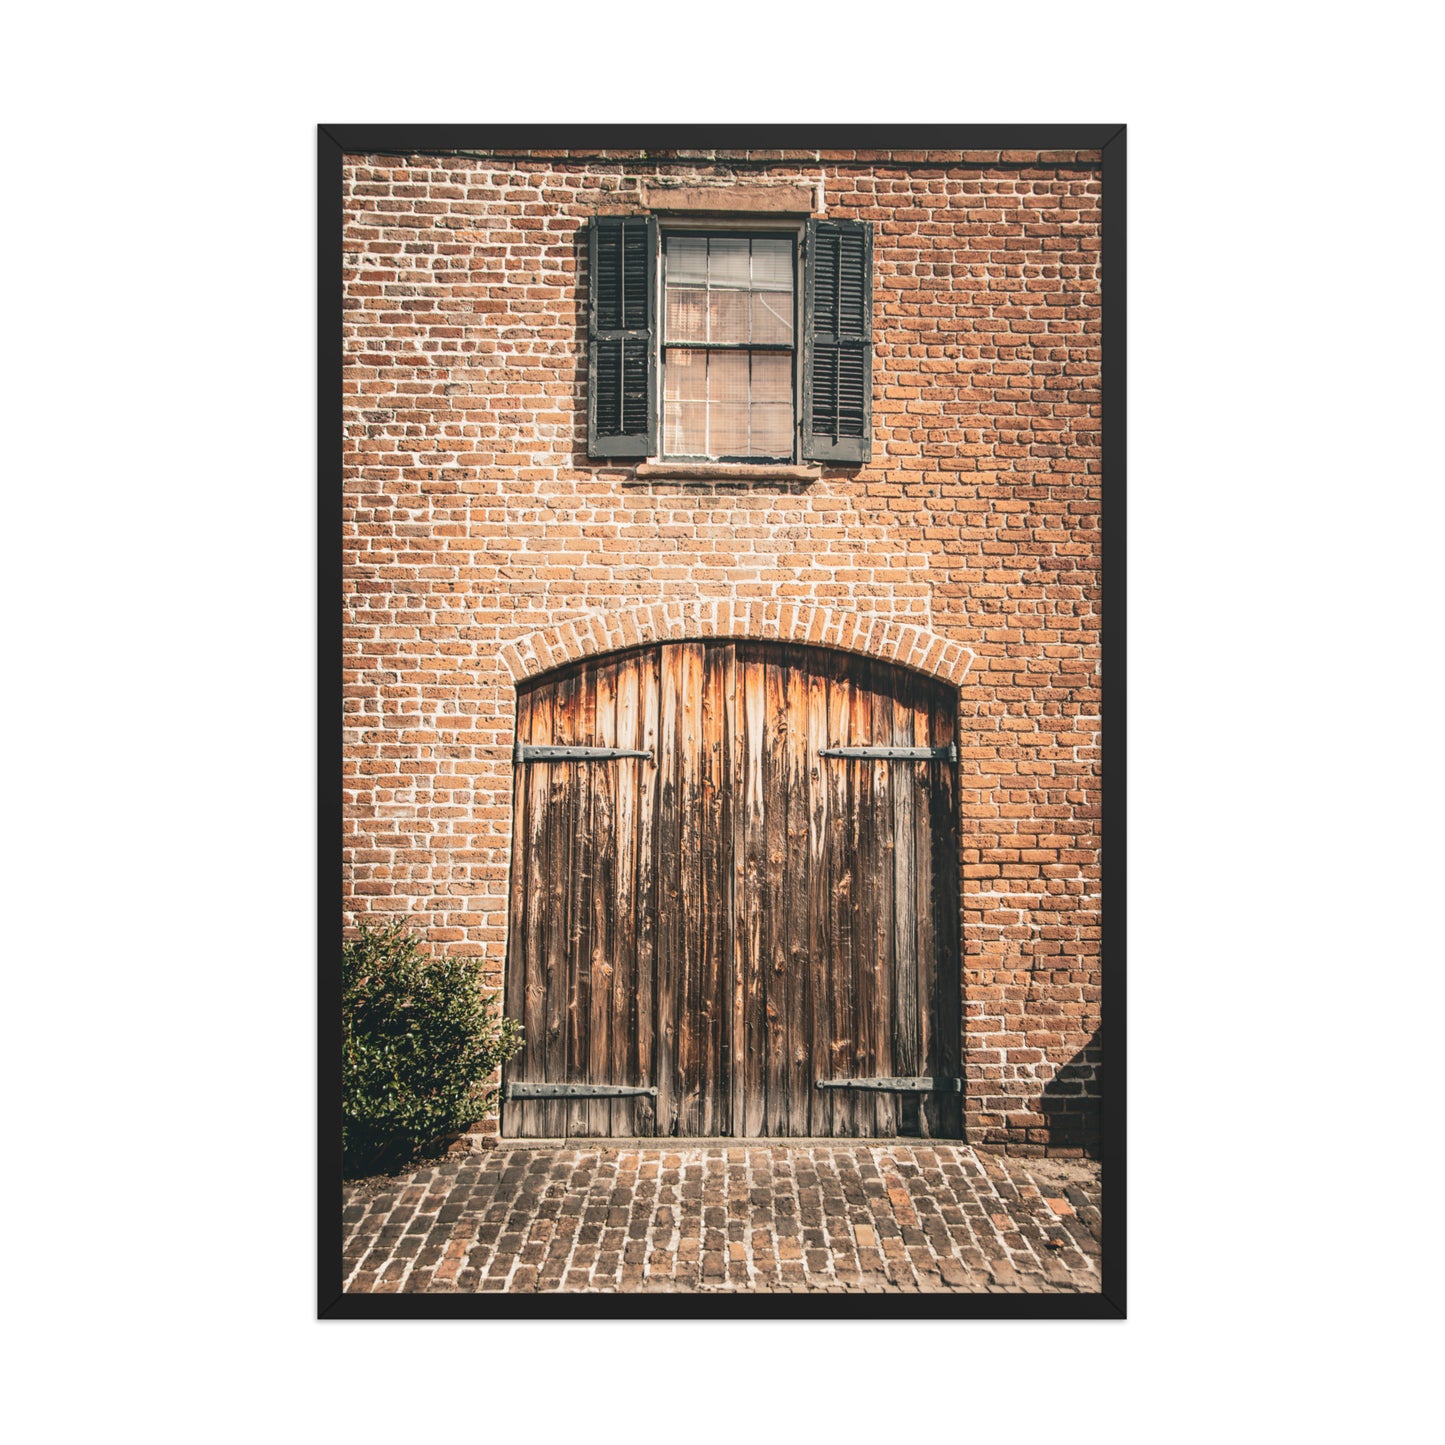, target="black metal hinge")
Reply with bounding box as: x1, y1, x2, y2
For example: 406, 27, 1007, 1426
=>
514, 744, 653, 763
815, 1076, 962, 1093
817, 743, 956, 762
504, 1082, 658, 1099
